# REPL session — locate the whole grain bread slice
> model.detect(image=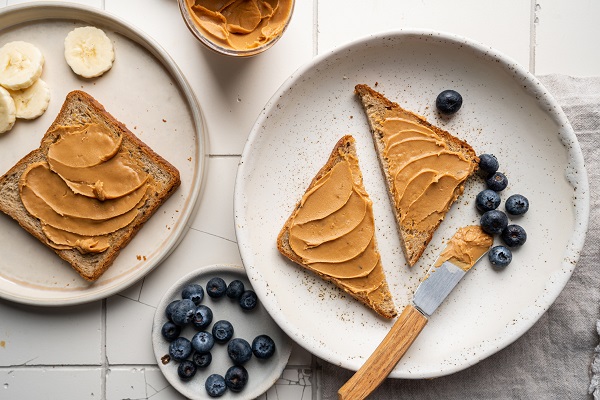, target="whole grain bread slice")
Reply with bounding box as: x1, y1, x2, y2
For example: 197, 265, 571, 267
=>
277, 135, 397, 319
355, 84, 478, 266
0, 90, 181, 281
